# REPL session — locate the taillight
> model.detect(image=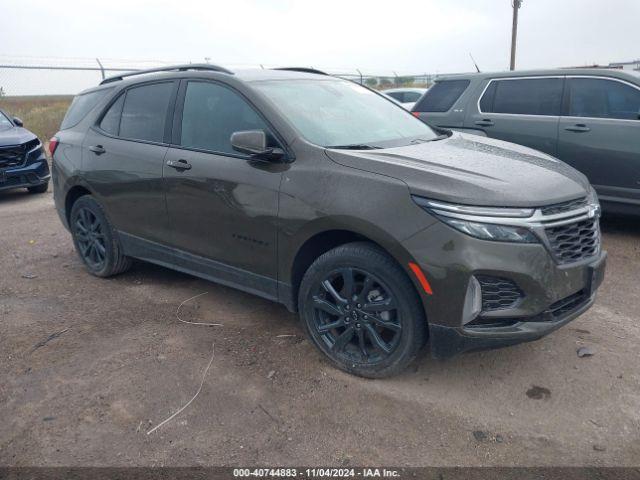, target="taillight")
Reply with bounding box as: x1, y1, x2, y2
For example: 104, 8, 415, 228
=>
48, 137, 59, 158
412, 111, 420, 118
